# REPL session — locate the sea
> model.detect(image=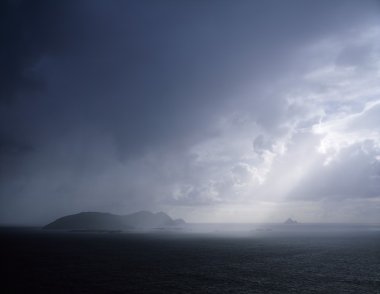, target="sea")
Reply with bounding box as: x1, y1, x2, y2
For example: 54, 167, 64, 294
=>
2, 223, 380, 293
